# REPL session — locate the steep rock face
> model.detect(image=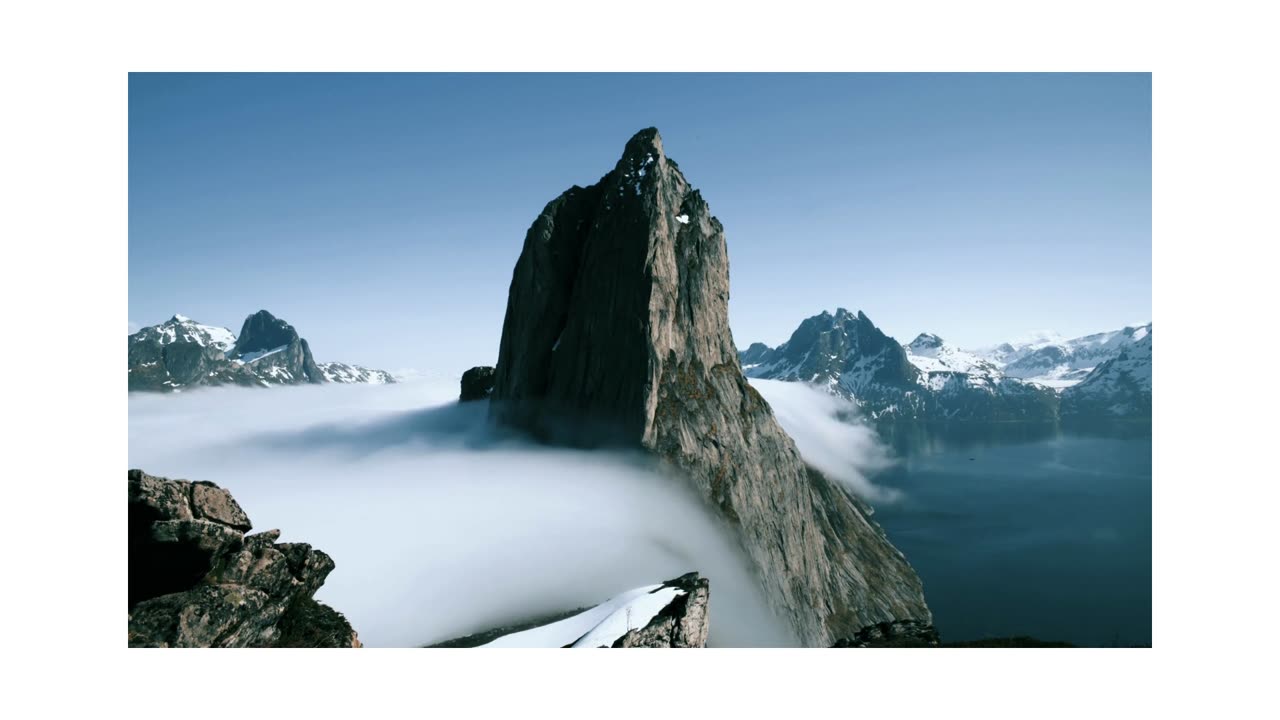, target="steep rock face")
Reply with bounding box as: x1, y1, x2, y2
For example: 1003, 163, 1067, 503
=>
832, 619, 941, 648
489, 128, 930, 646
231, 310, 323, 384
128, 469, 359, 648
